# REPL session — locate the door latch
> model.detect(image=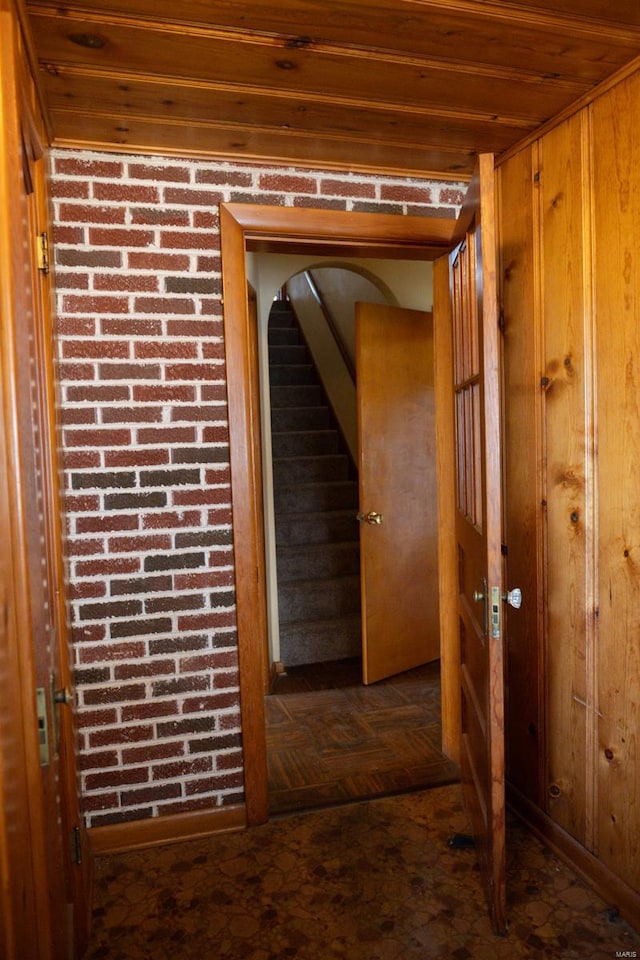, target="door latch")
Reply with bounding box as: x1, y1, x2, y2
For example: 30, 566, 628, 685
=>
36, 687, 50, 766
50, 672, 73, 757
